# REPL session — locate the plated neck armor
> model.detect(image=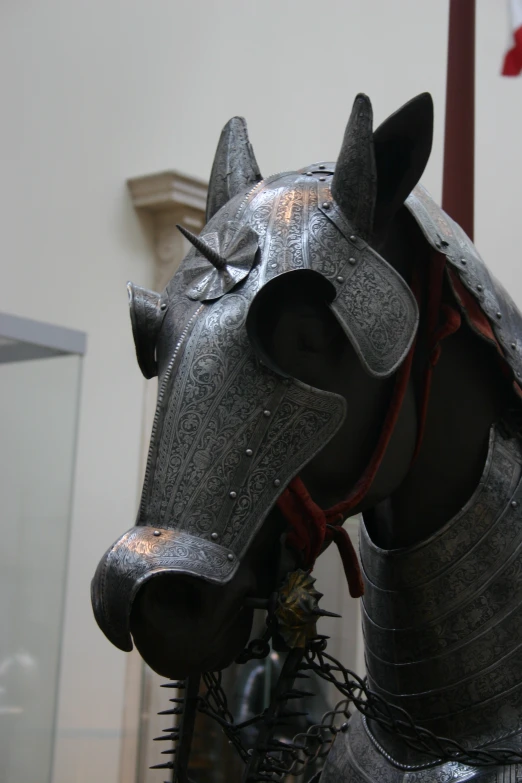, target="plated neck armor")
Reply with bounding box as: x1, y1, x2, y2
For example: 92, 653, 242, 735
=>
320, 423, 522, 782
